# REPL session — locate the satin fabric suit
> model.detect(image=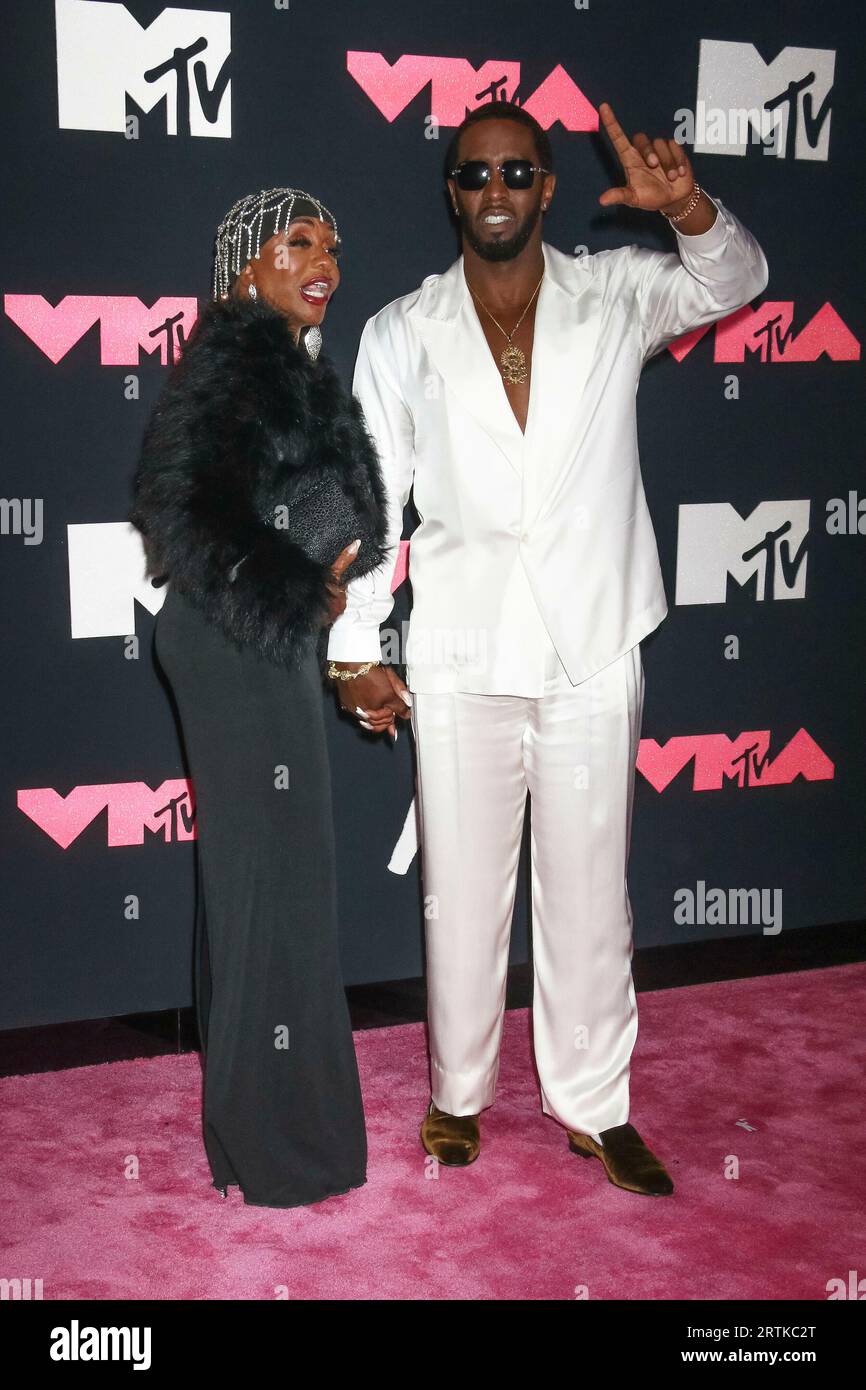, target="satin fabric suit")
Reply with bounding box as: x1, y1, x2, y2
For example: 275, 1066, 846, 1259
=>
328, 194, 769, 1130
